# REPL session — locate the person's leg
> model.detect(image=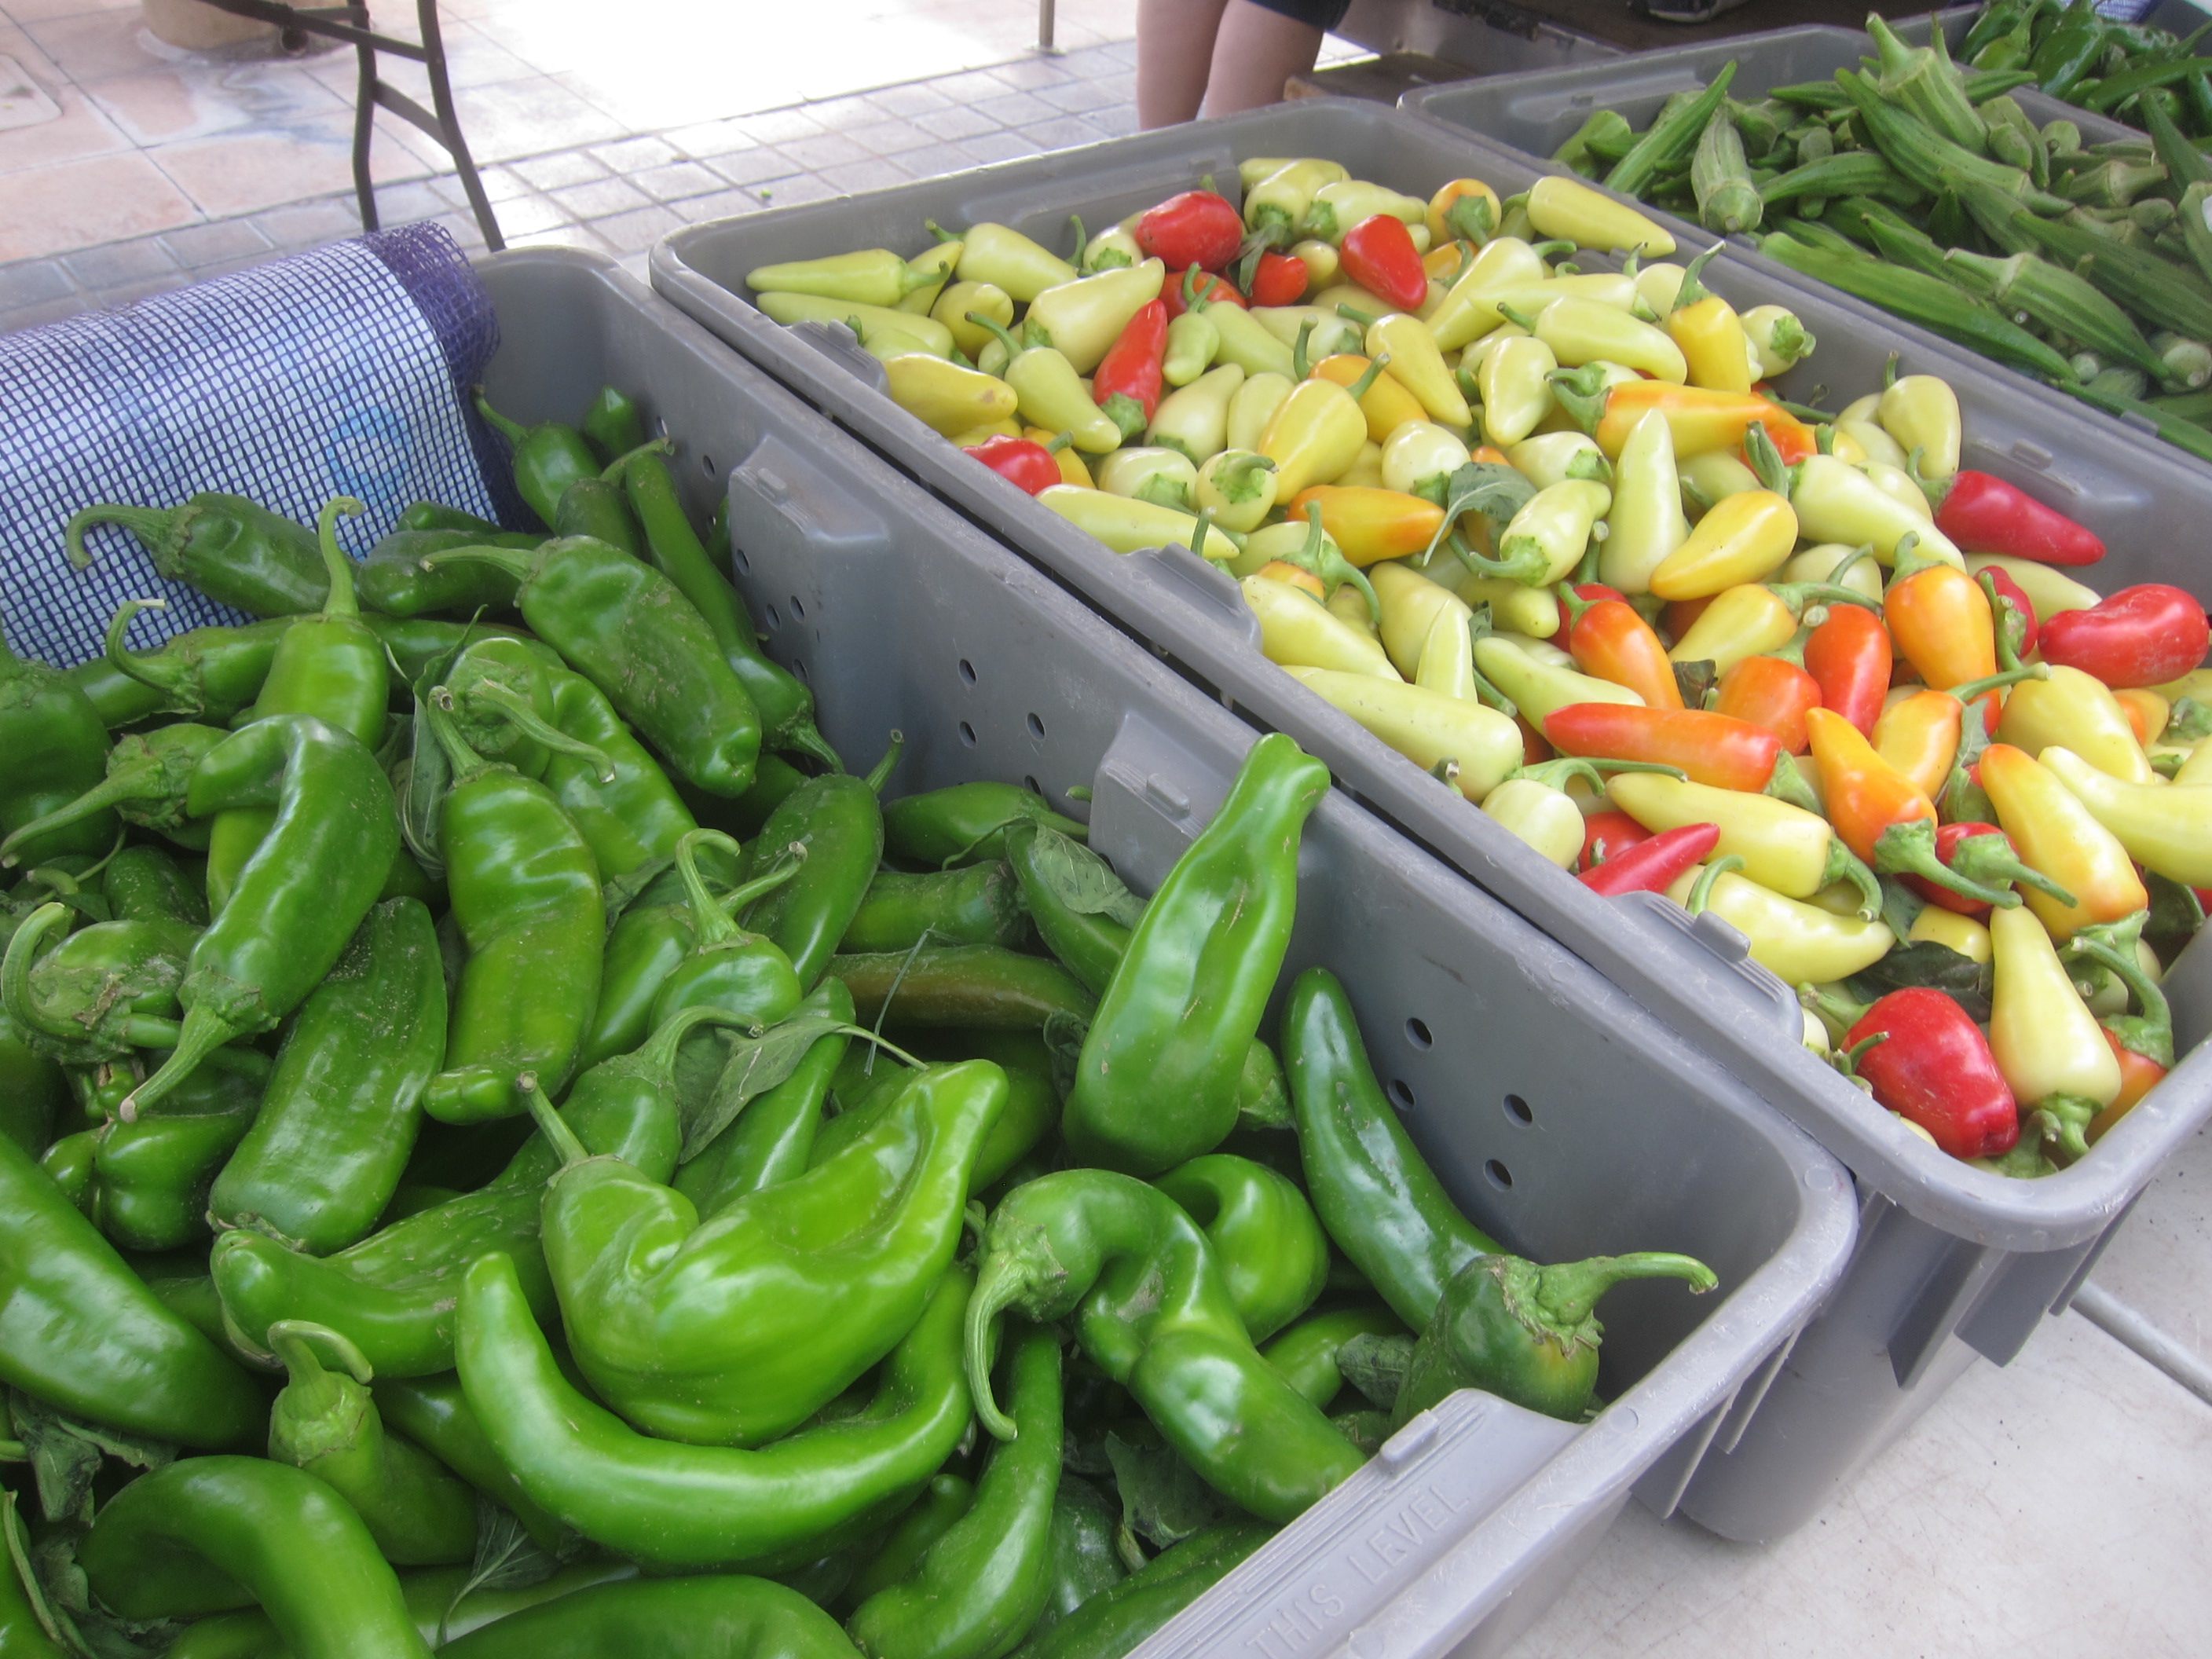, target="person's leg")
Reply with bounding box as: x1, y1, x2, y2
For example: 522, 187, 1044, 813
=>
1137, 0, 1232, 130
1196, 0, 1335, 119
